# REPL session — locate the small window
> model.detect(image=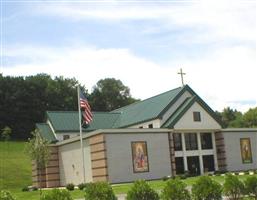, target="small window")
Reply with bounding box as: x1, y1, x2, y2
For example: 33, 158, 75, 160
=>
201, 133, 213, 149
148, 124, 153, 128
193, 112, 201, 122
139, 126, 143, 129
185, 133, 198, 150
173, 133, 182, 151
63, 135, 70, 140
